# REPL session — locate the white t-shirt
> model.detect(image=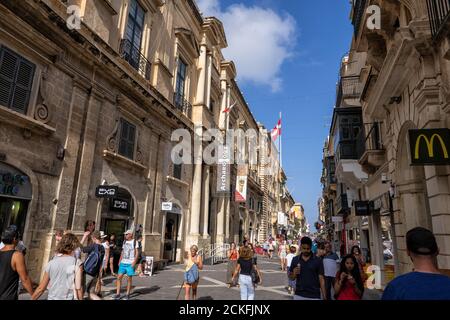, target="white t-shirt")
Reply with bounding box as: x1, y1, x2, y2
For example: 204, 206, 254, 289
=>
0, 242, 4, 250
102, 242, 109, 261
286, 253, 295, 268
121, 240, 138, 264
